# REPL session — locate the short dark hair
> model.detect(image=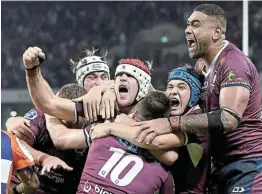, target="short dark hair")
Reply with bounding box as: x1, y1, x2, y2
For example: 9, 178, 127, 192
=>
57, 83, 87, 99
137, 91, 171, 121
194, 4, 227, 33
